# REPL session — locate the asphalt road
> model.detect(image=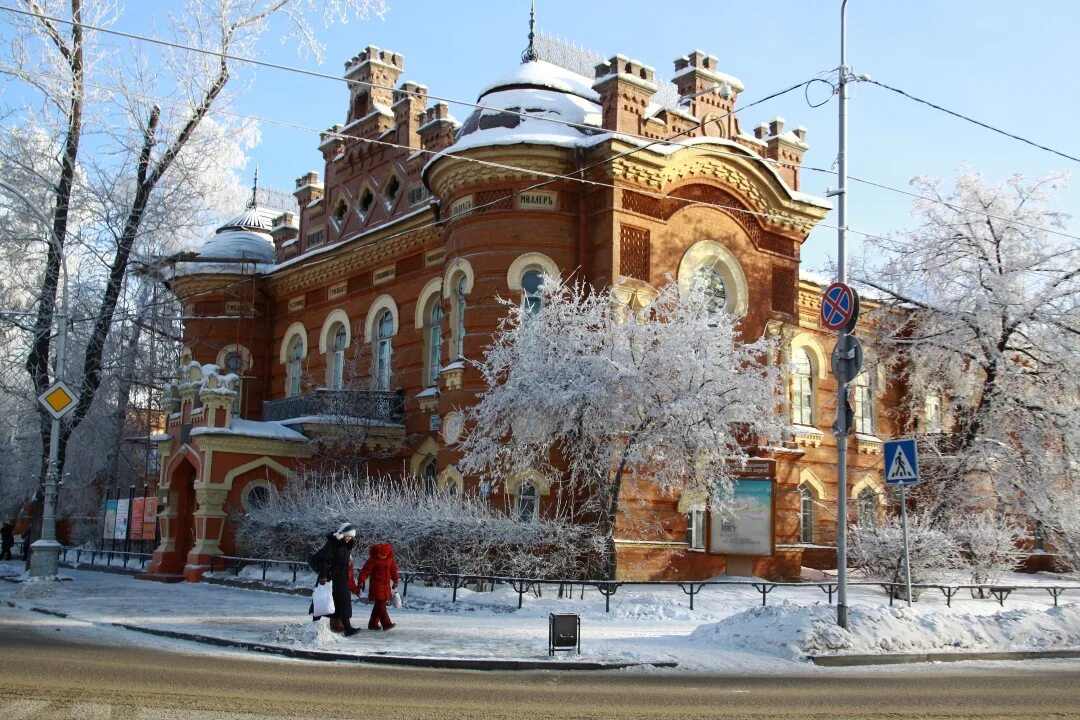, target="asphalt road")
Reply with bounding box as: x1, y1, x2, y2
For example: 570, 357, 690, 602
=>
3, 615, 1080, 719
